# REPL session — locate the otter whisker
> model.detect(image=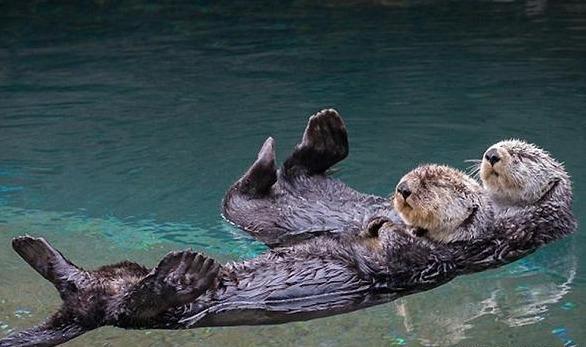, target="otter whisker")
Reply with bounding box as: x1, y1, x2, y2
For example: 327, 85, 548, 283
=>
465, 161, 482, 179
